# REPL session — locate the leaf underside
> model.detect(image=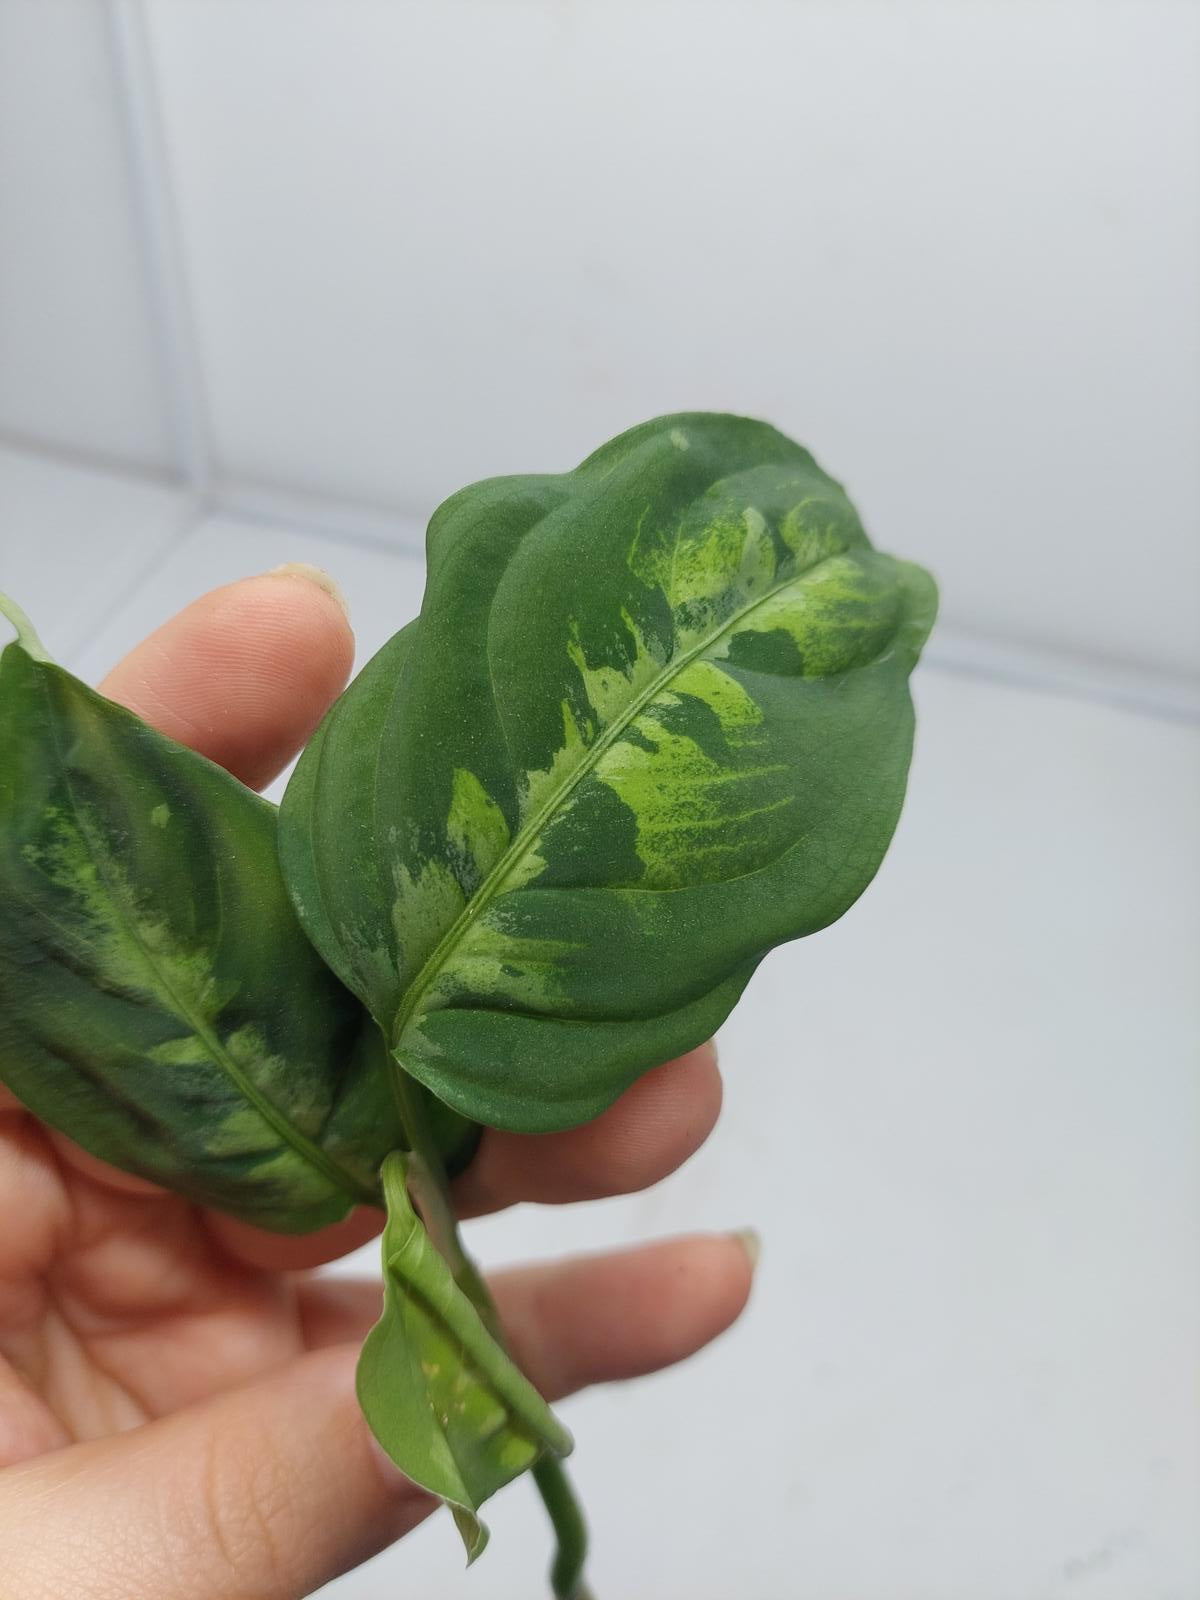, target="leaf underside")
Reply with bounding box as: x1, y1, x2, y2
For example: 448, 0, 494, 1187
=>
280, 412, 937, 1133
